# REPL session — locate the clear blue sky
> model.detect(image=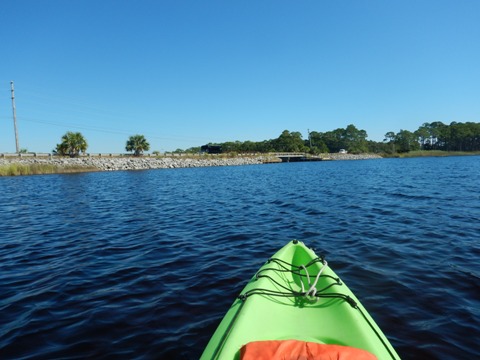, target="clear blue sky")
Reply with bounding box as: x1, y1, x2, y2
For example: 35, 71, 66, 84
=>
1, 0, 479, 153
